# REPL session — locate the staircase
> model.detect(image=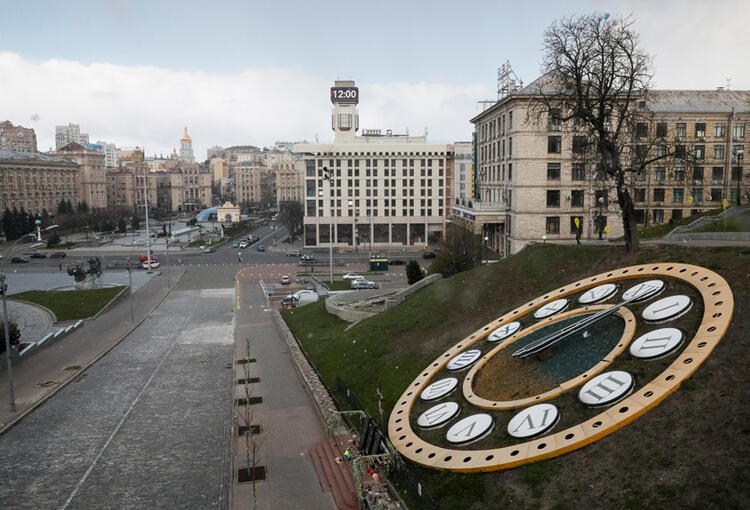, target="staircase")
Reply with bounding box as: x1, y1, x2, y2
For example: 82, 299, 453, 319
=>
305, 434, 359, 510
